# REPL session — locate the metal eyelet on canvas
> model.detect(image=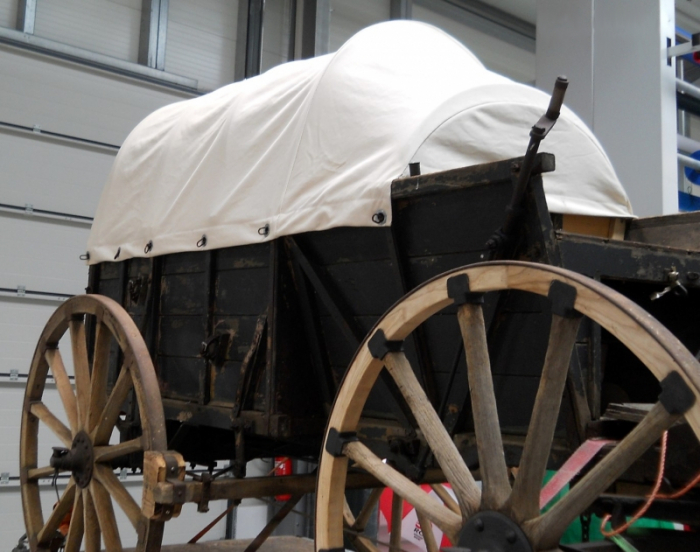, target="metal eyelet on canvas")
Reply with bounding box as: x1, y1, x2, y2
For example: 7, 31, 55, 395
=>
372, 210, 387, 225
